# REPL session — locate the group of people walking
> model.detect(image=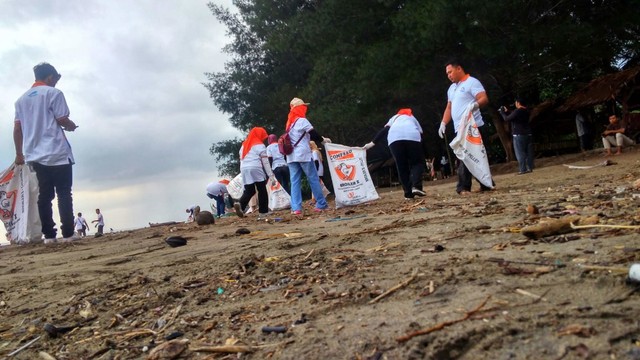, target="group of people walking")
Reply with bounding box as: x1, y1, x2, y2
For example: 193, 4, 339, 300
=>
232, 97, 332, 218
